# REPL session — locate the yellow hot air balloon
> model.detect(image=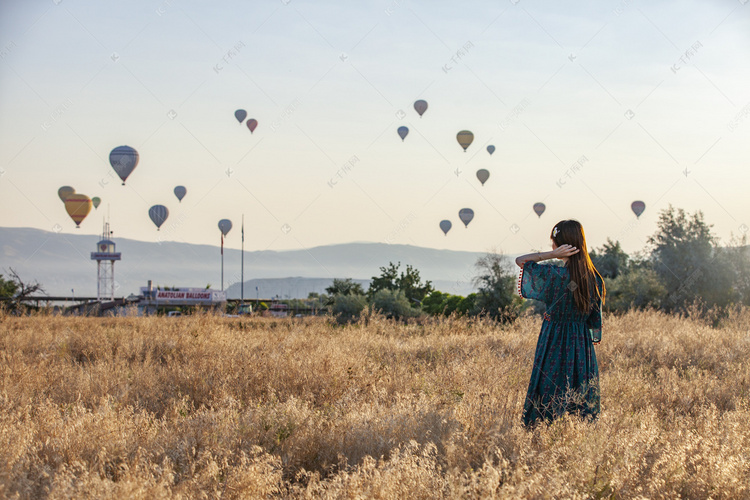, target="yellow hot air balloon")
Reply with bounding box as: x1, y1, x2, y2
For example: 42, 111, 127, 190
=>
58, 186, 75, 202
456, 130, 474, 152
64, 194, 93, 228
